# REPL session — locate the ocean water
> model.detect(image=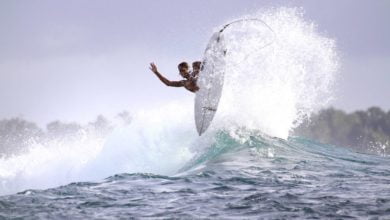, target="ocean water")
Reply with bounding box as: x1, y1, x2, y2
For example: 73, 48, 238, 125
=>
1, 132, 389, 219
1, 8, 389, 219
